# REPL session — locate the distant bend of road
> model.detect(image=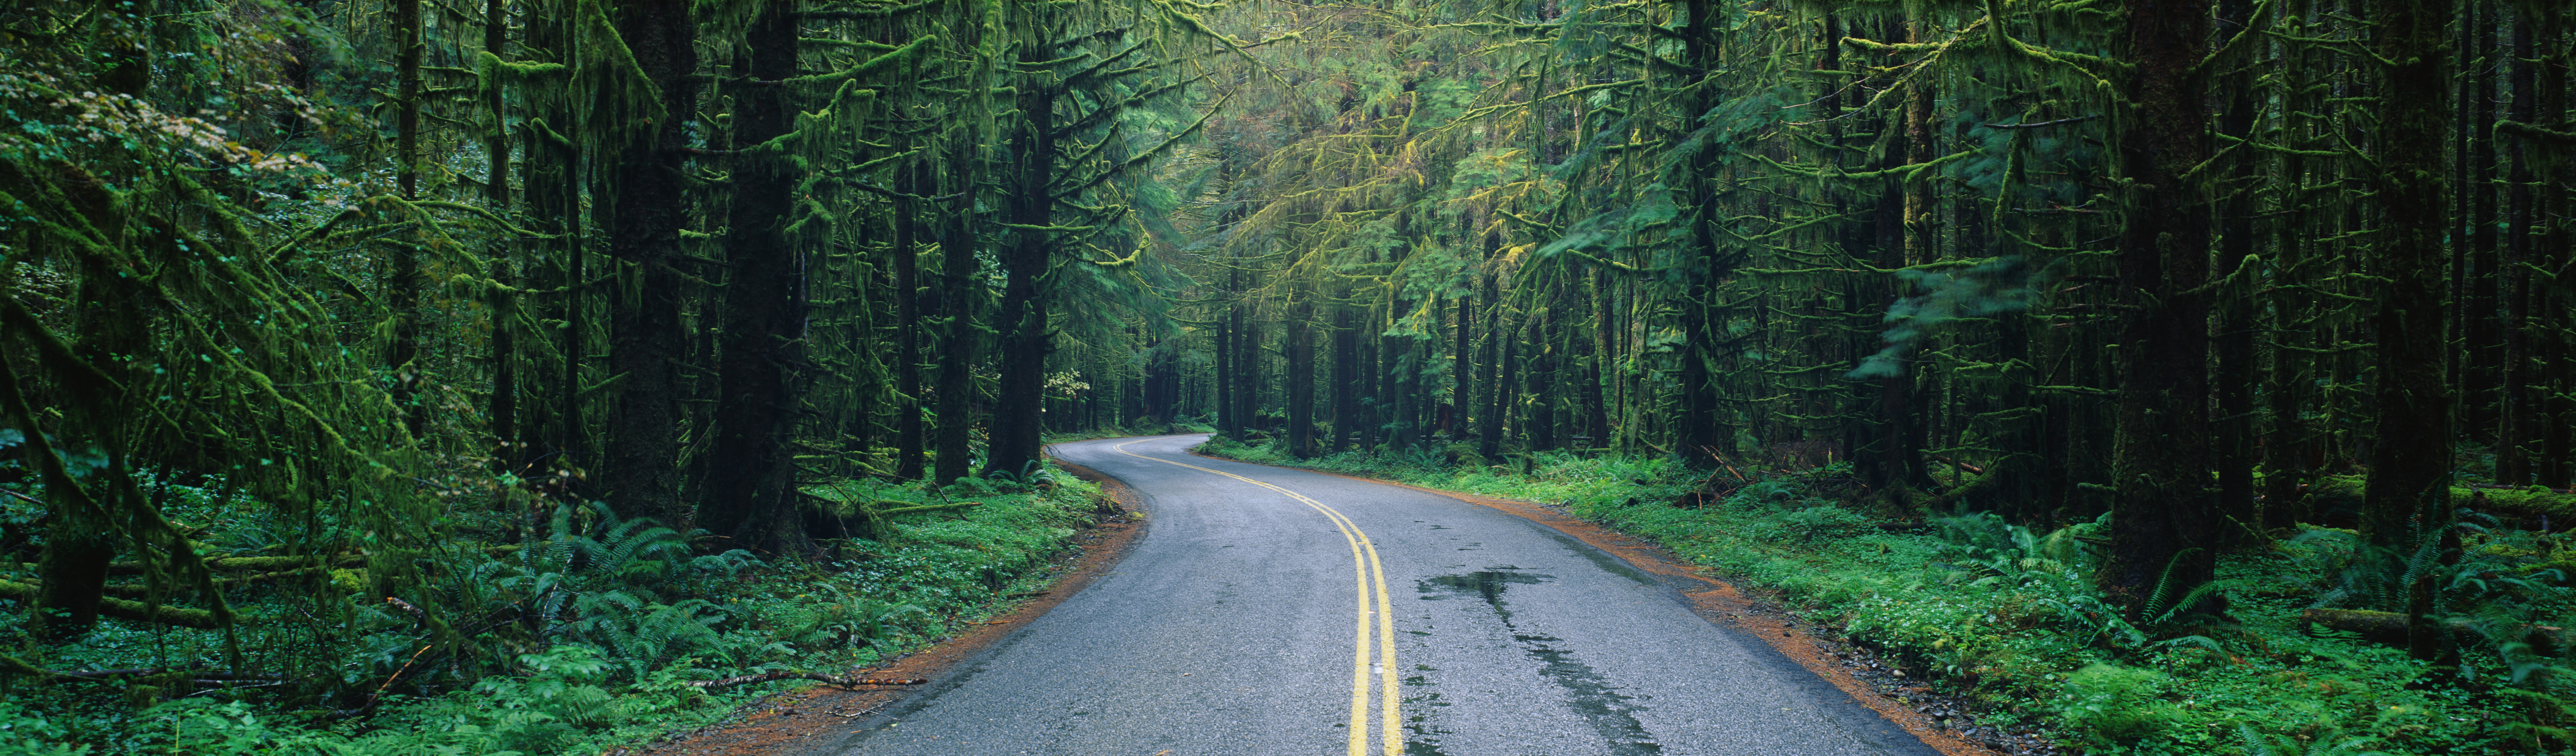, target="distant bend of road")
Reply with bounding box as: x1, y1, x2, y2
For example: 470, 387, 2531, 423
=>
814, 434, 1936, 756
